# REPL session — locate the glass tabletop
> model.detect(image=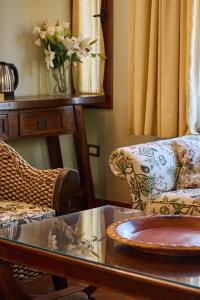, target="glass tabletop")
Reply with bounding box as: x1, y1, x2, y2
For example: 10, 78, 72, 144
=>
0, 205, 200, 291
